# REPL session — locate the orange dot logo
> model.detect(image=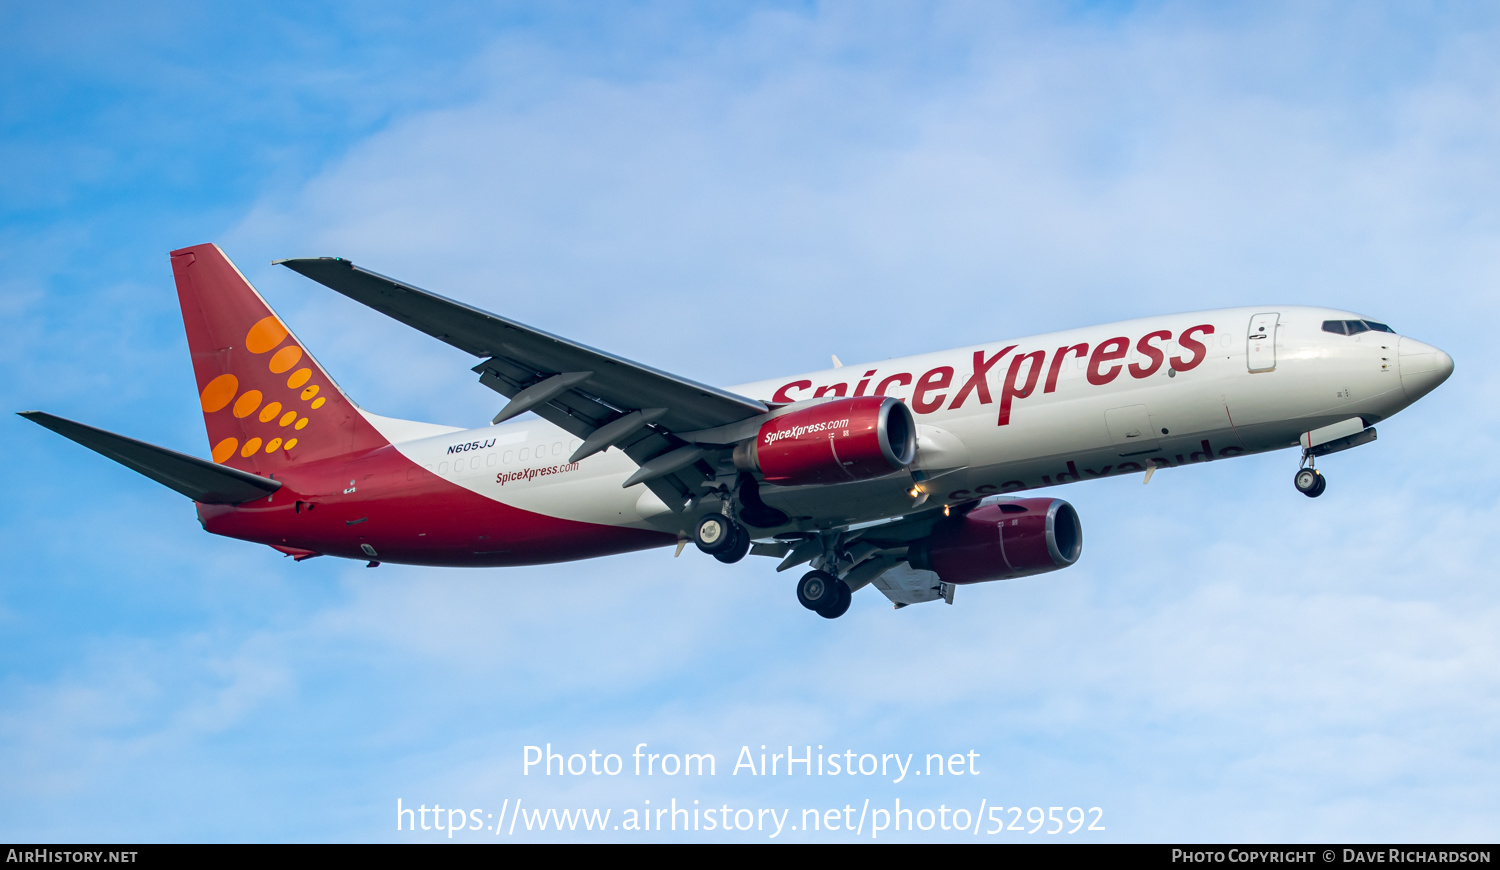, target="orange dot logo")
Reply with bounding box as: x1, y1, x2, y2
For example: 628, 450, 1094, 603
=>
287, 368, 312, 389
279, 410, 297, 427
300, 385, 319, 401
265, 437, 283, 453
294, 417, 309, 430
212, 437, 238, 463
269, 345, 303, 374
245, 316, 288, 354
311, 397, 326, 409
200, 374, 238, 412
233, 390, 263, 418
240, 437, 263, 457
284, 438, 298, 451
258, 401, 283, 423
